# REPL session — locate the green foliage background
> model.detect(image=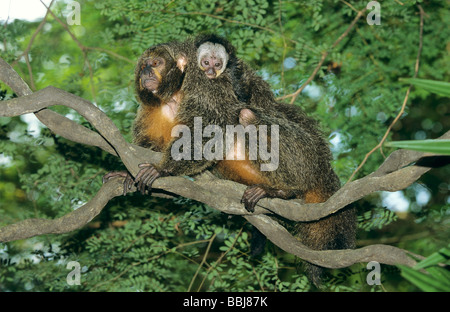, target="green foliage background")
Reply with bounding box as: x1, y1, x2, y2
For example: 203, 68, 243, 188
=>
0, 0, 449, 292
